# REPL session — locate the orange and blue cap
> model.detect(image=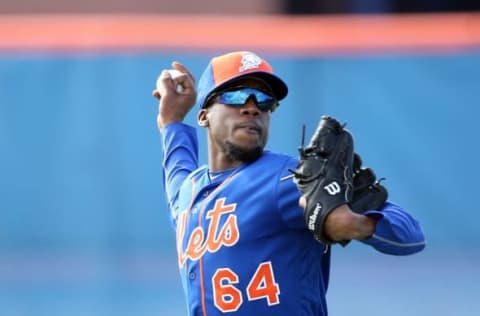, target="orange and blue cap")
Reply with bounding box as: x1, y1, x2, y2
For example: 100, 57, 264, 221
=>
195, 51, 288, 109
